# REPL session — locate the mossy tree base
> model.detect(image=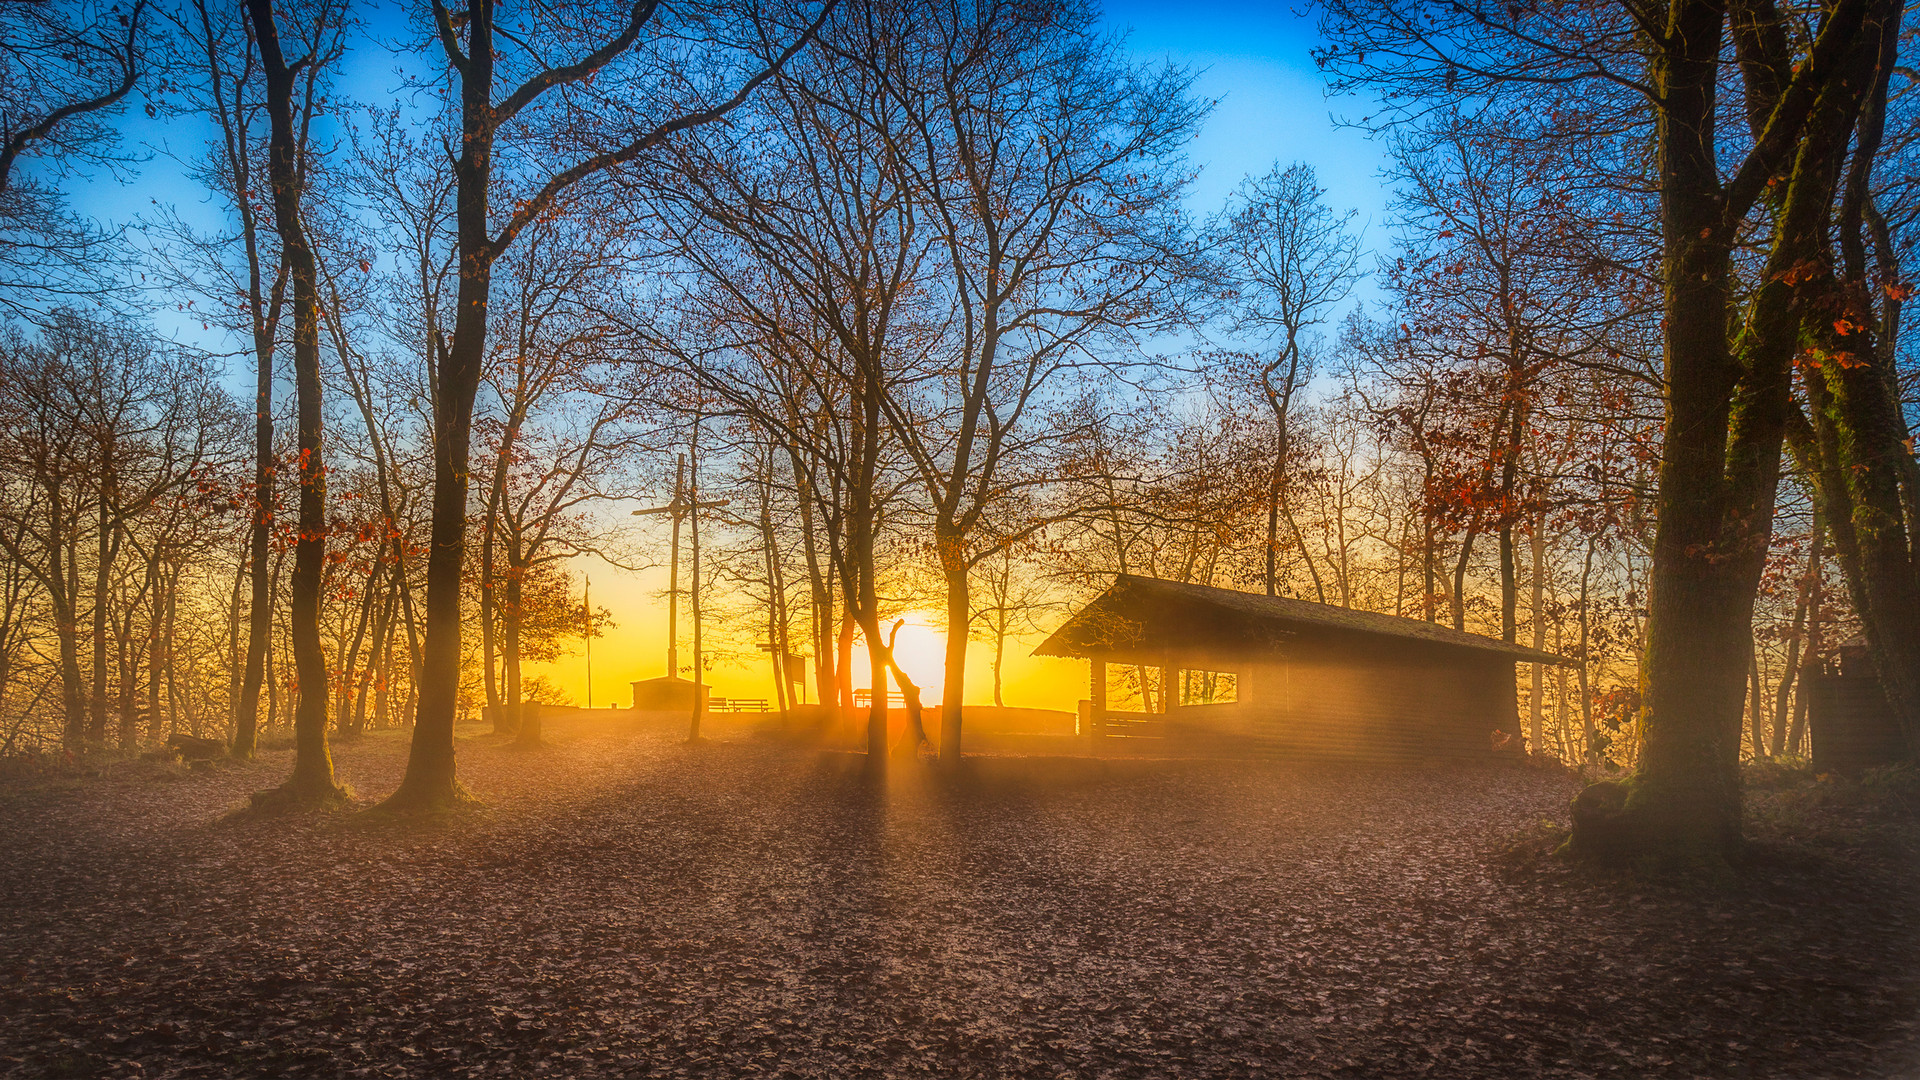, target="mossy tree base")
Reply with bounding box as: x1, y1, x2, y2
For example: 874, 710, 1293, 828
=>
1563, 776, 1741, 880
247, 779, 352, 815
369, 779, 479, 818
